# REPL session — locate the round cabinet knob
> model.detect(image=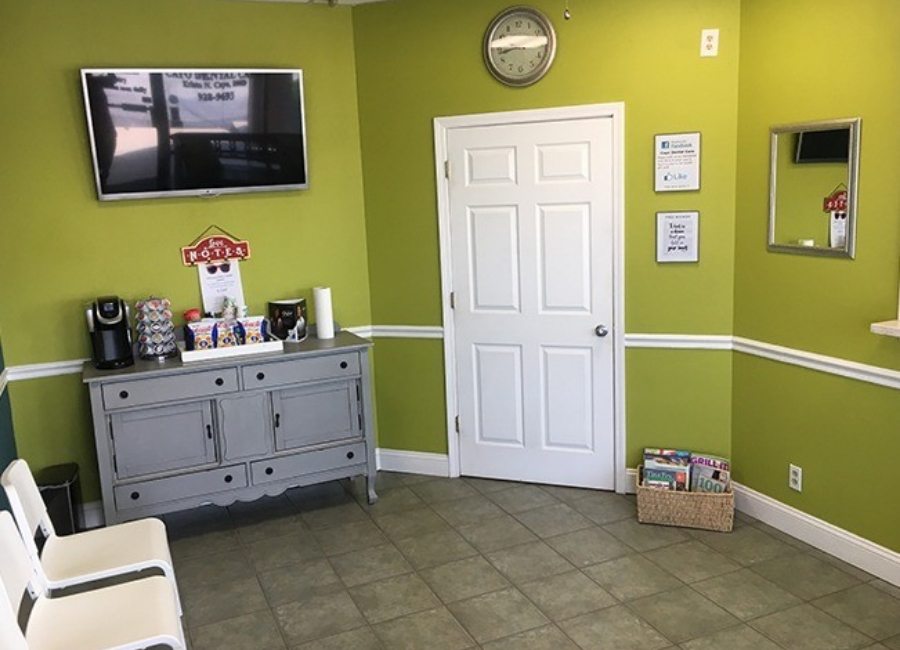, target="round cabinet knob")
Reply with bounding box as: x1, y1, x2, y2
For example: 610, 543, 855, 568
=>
130, 492, 140, 500
346, 451, 355, 460
256, 372, 266, 381
265, 467, 274, 476
224, 474, 233, 483
215, 377, 225, 387
119, 390, 129, 399
340, 361, 348, 369
594, 324, 609, 338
